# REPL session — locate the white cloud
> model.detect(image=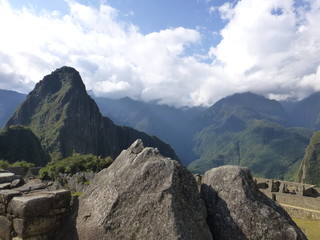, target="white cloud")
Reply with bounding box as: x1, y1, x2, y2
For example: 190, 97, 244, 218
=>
210, 0, 320, 101
298, 65, 320, 94
217, 2, 235, 20
0, 0, 207, 106
0, 0, 319, 107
